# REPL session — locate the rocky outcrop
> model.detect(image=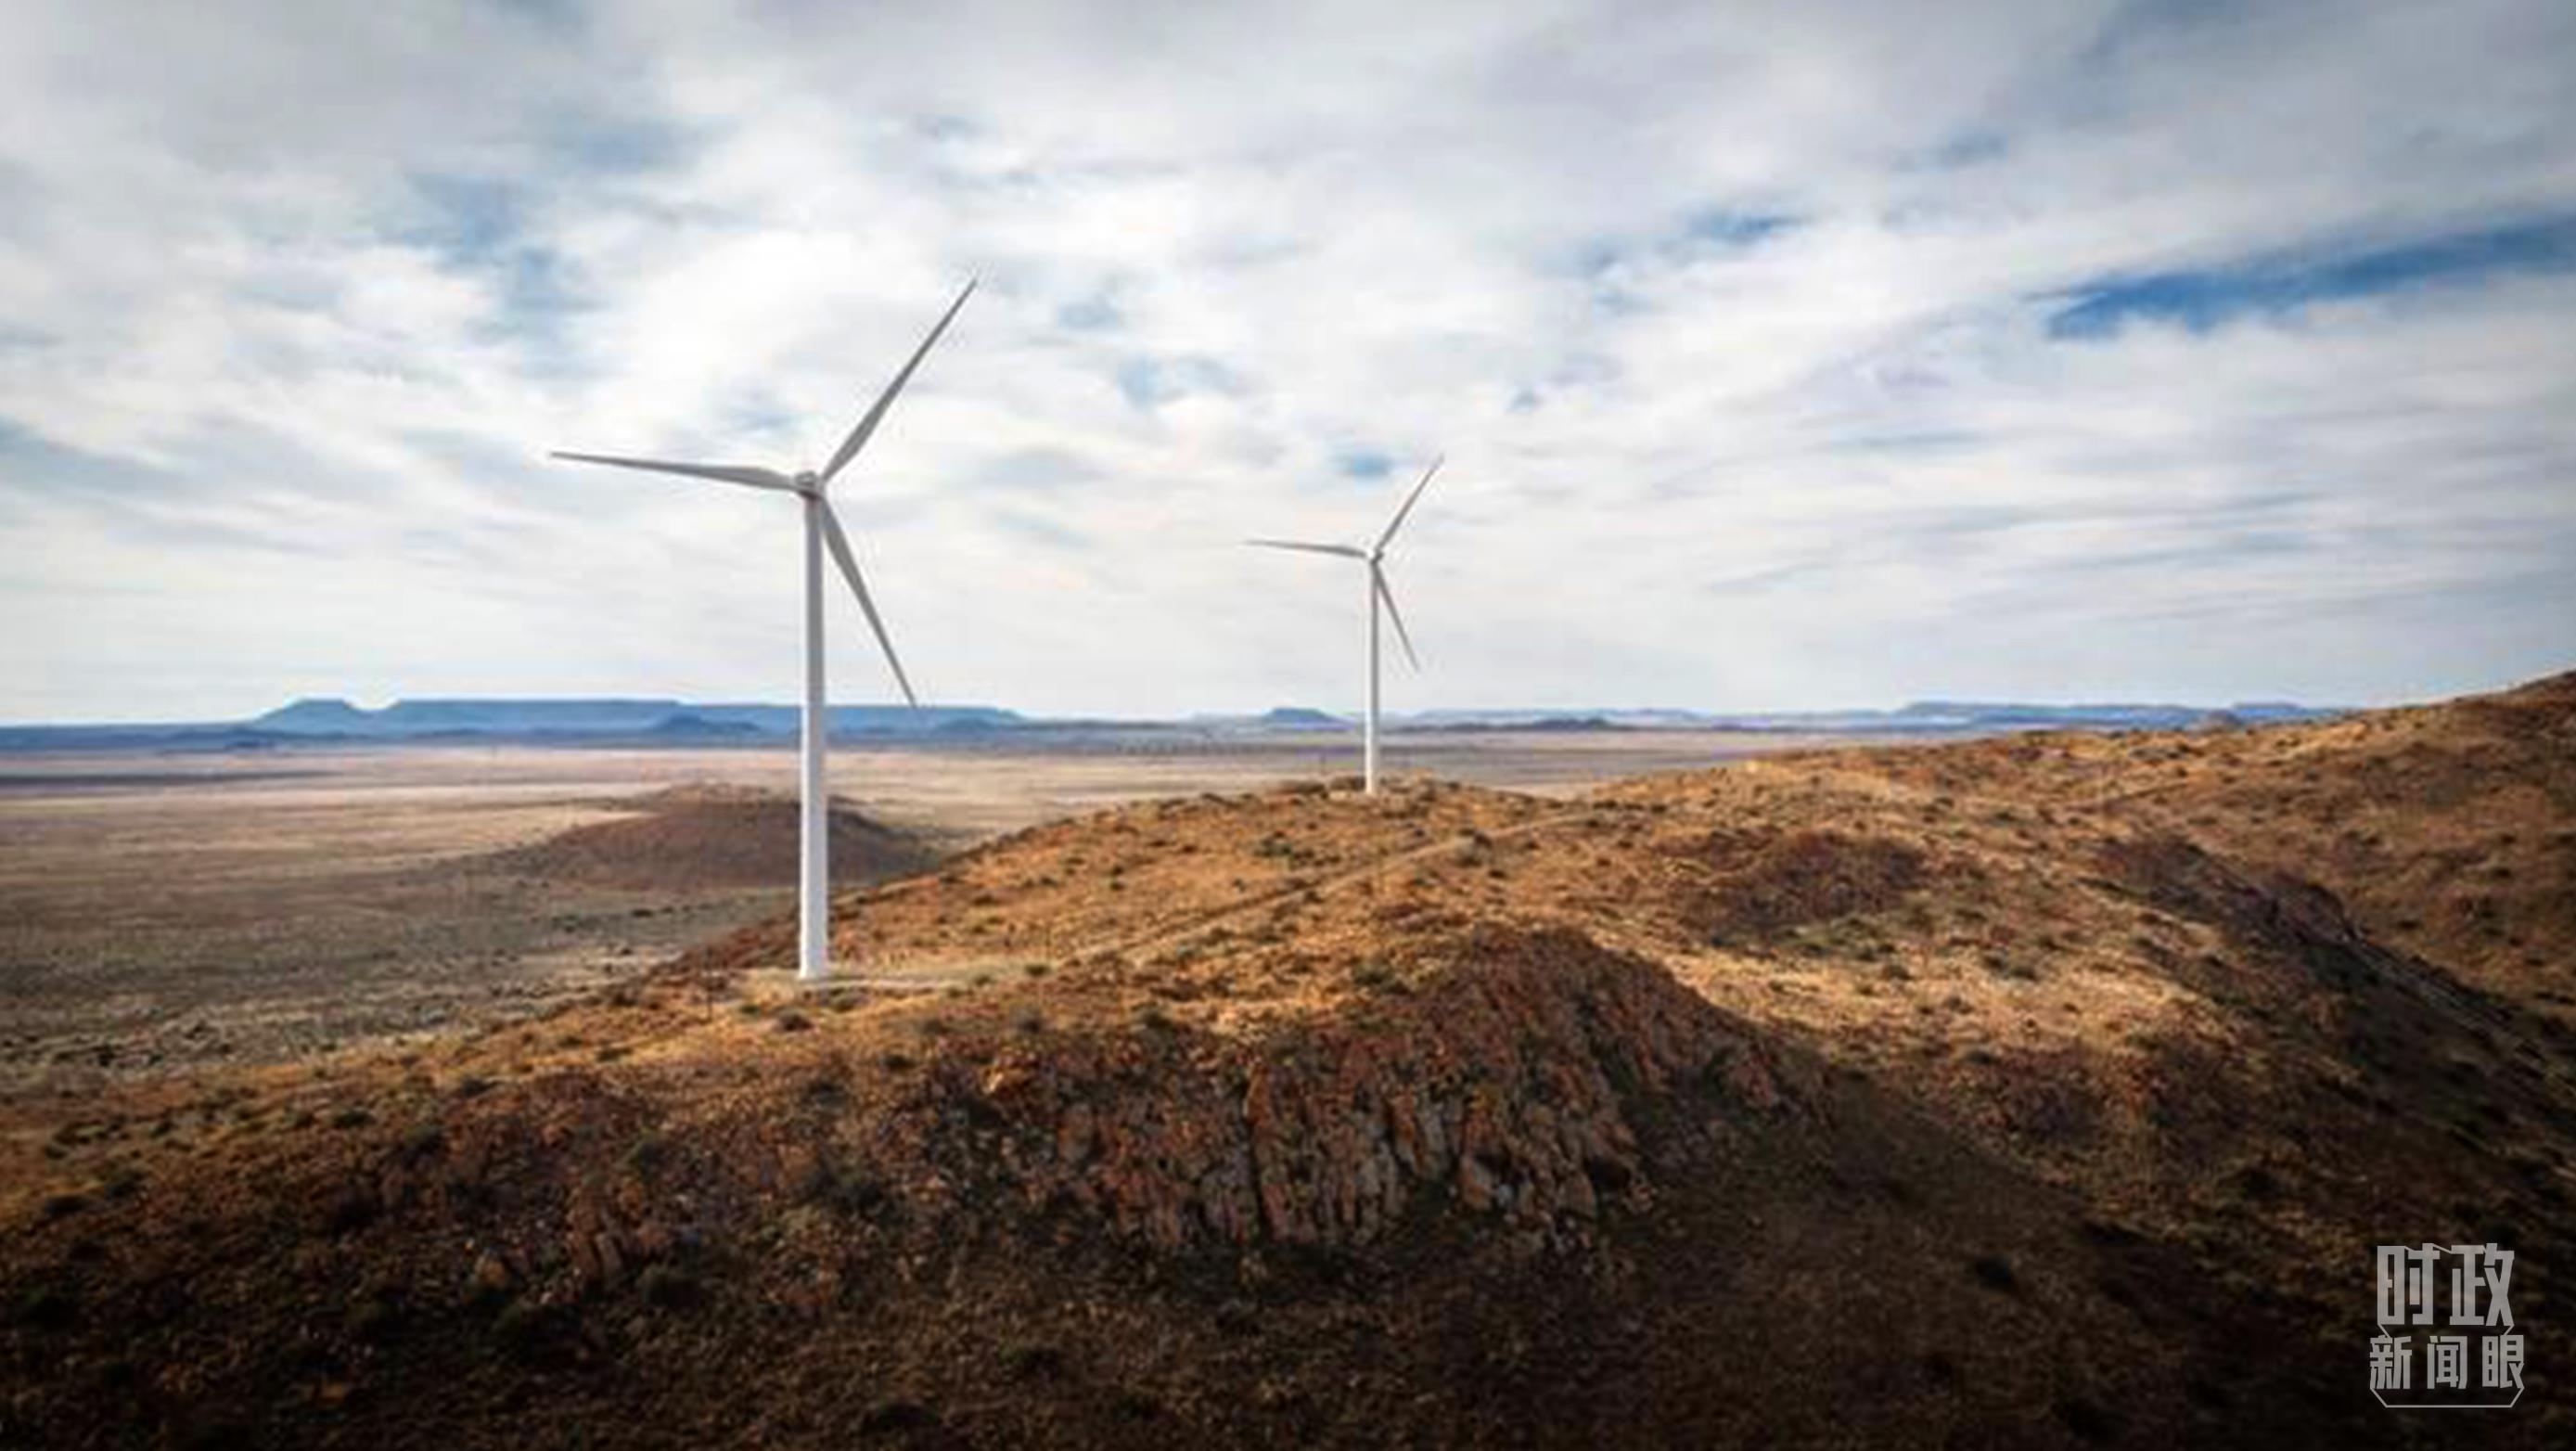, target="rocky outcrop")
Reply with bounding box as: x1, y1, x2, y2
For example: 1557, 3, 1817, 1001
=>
933, 925, 1803, 1252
